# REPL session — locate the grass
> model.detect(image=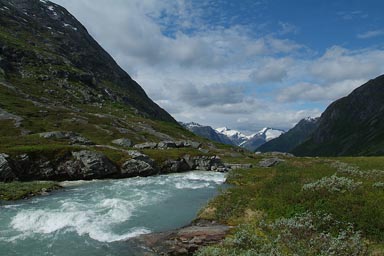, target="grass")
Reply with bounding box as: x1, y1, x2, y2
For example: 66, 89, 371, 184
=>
197, 156, 384, 255
0, 181, 60, 201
